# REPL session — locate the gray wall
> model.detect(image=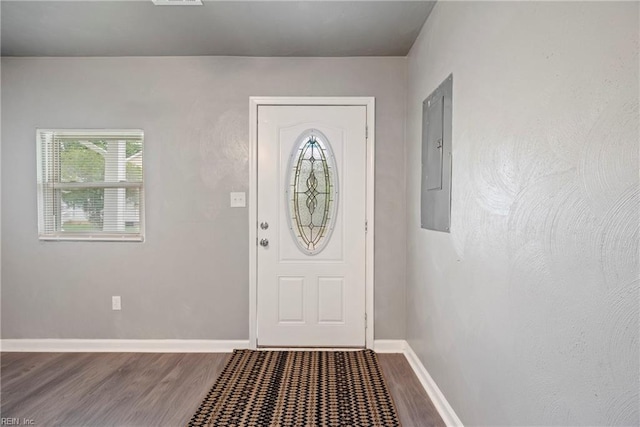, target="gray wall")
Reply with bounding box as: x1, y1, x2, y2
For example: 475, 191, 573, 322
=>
1, 56, 407, 340
406, 2, 639, 426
